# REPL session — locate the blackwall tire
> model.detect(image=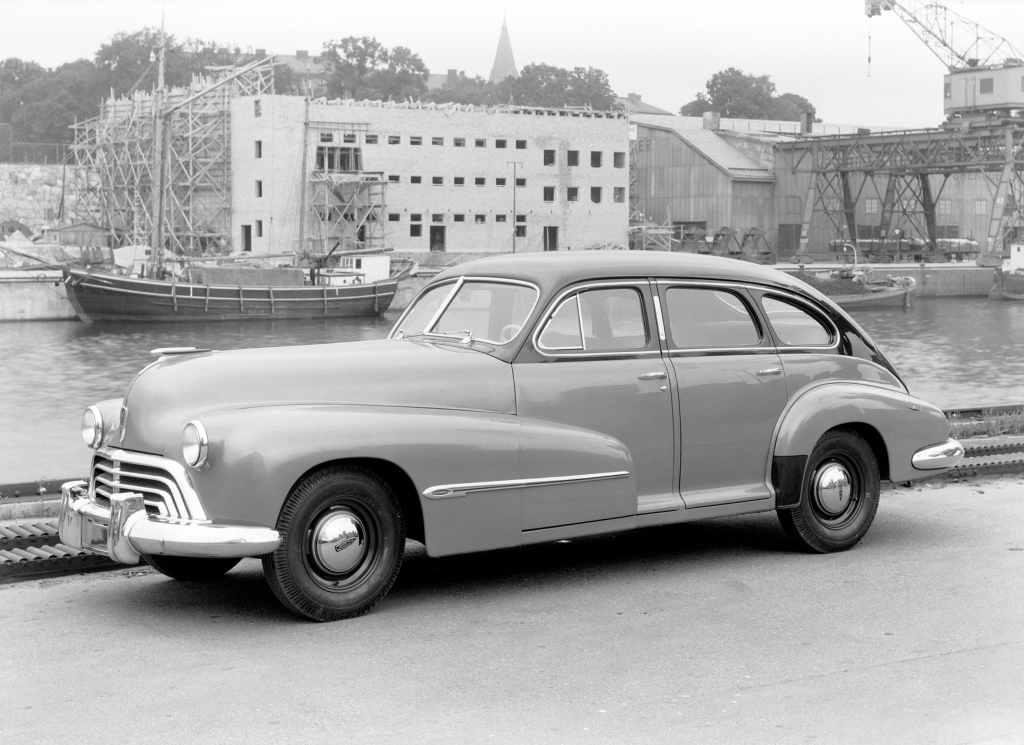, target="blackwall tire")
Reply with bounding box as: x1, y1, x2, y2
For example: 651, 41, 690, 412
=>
778, 429, 880, 553
143, 554, 242, 581
262, 466, 405, 622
